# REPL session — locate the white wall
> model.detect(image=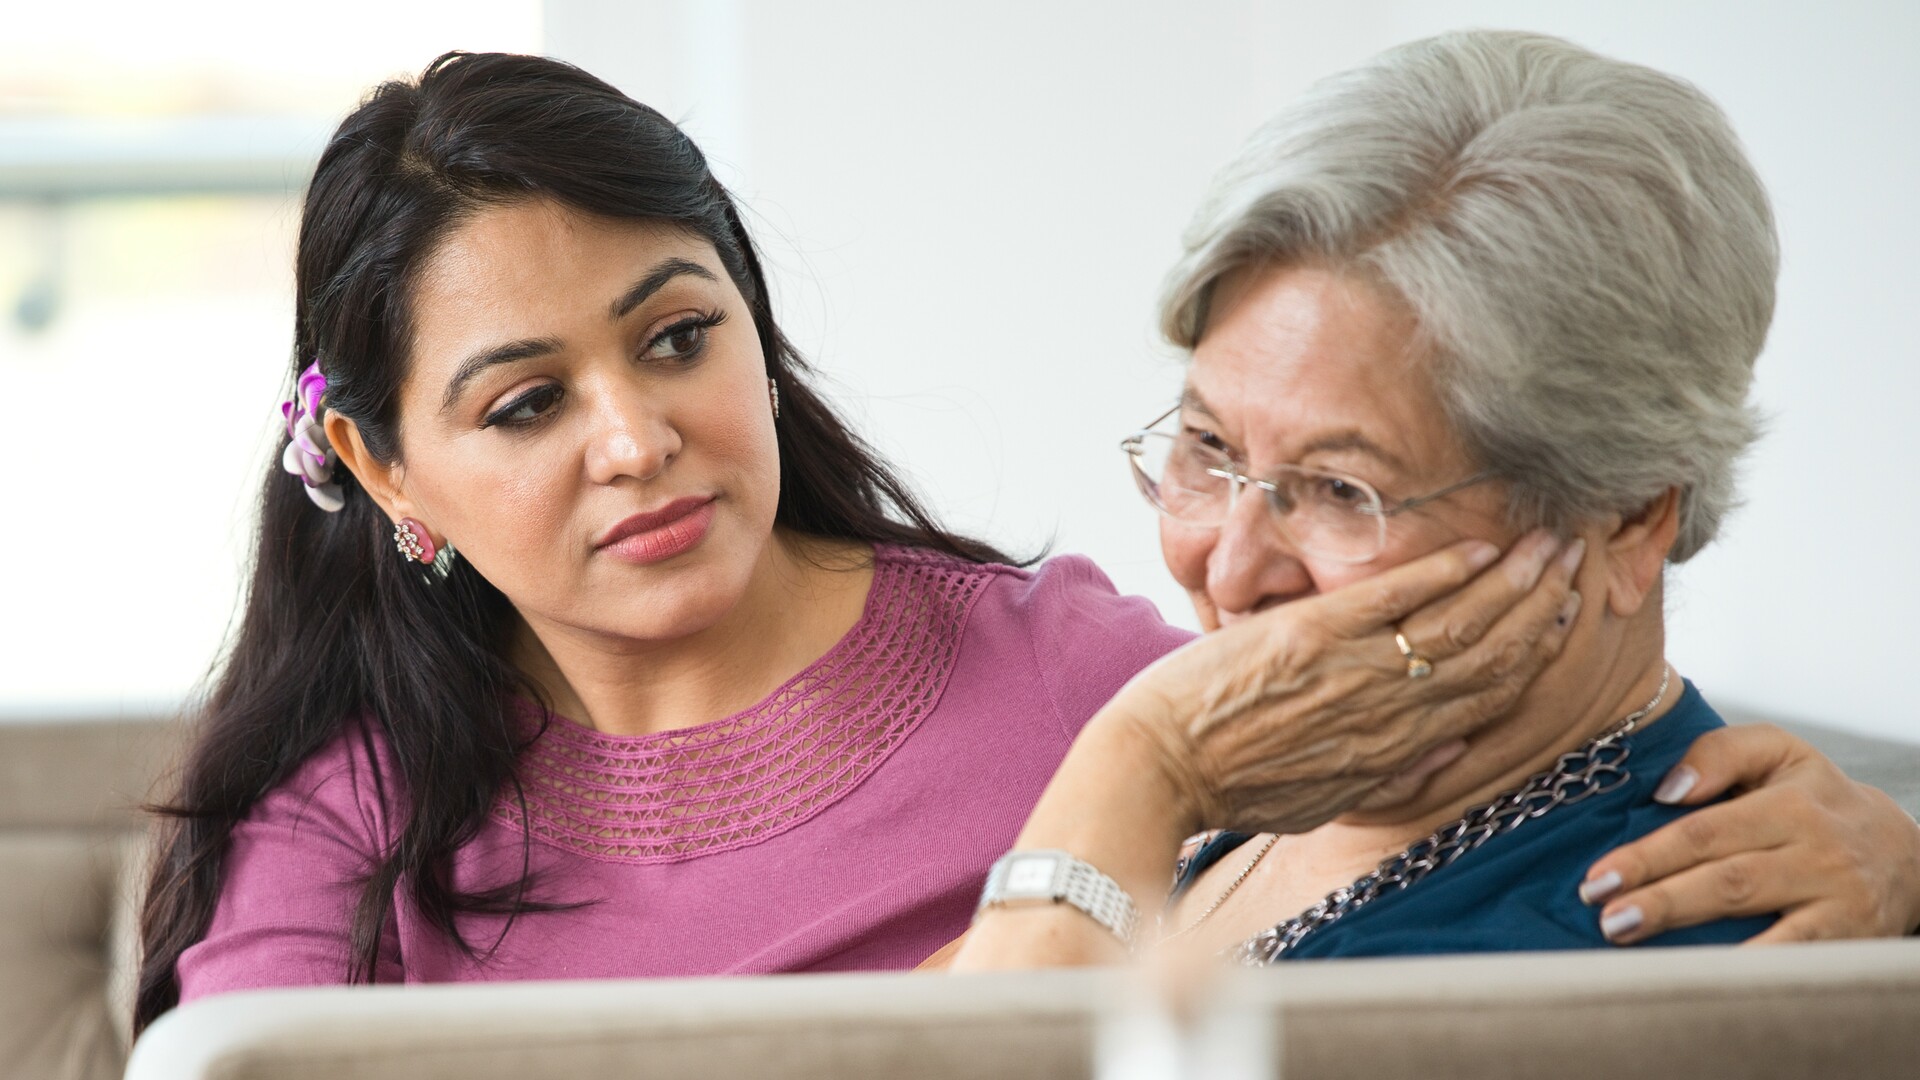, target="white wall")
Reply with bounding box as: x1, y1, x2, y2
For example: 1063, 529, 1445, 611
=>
547, 0, 1920, 742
